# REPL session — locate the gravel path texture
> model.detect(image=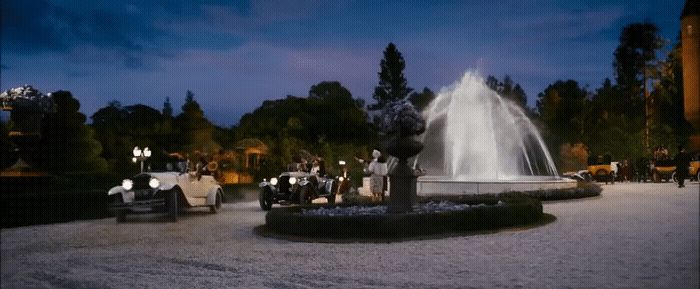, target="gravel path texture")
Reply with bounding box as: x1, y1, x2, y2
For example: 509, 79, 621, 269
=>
2, 182, 698, 288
